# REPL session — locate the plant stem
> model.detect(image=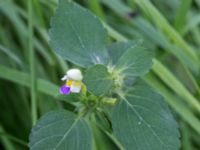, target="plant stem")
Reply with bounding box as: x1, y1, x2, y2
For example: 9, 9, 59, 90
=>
28, 0, 37, 125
